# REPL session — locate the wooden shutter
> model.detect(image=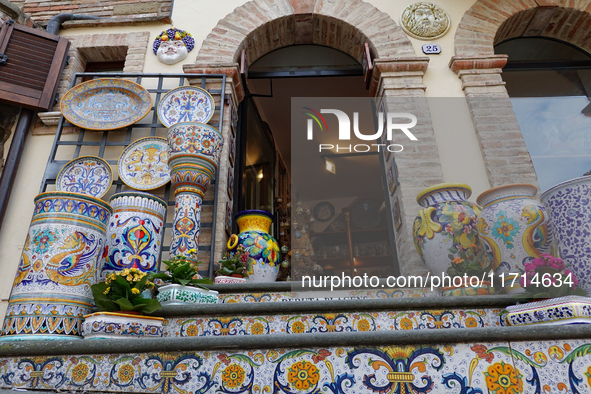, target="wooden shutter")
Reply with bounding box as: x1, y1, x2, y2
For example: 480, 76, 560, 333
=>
0, 20, 69, 110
